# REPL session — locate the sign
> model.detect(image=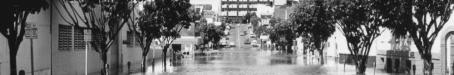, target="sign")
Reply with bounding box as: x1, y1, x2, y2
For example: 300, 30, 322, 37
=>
25, 24, 38, 39
84, 30, 92, 41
